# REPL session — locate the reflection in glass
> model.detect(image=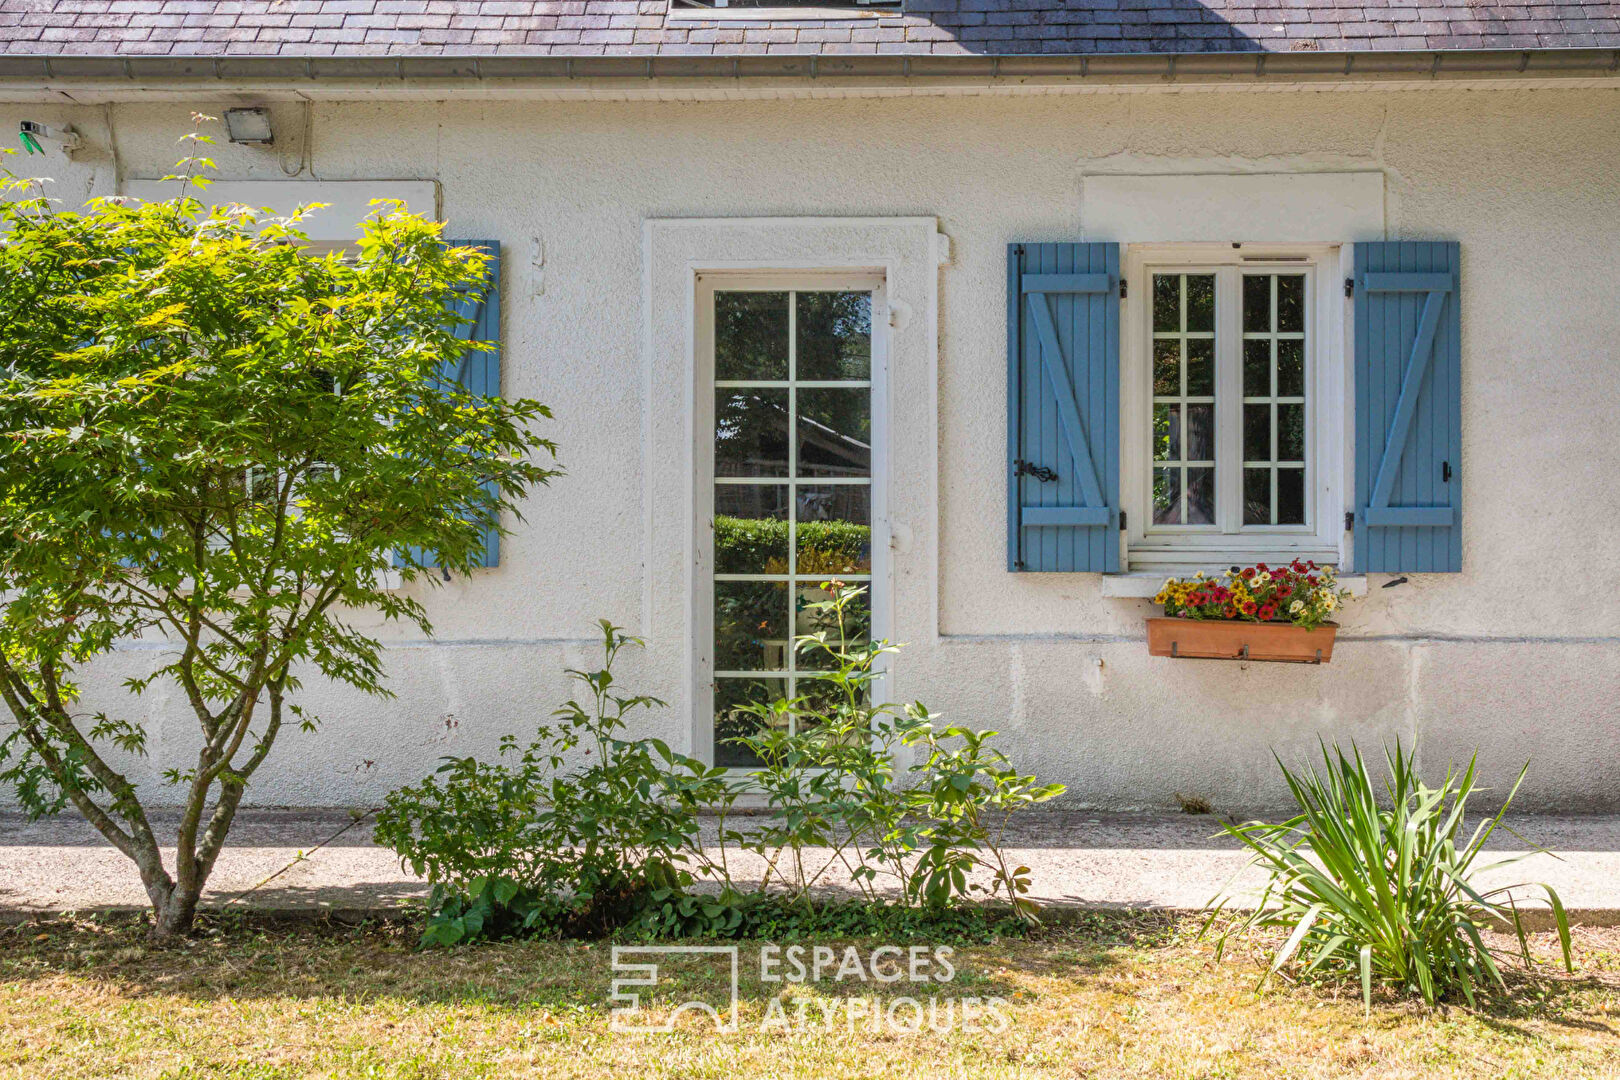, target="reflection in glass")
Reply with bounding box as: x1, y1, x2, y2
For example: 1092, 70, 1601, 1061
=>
796, 292, 871, 381
714, 676, 786, 767
796, 388, 870, 478
715, 389, 788, 477
796, 485, 871, 574
1278, 404, 1305, 462
1278, 468, 1306, 525
1154, 404, 1181, 461
1244, 467, 1271, 526
1153, 340, 1179, 395
1187, 467, 1215, 525
1186, 338, 1214, 396
1185, 274, 1215, 333
714, 484, 789, 574
715, 580, 788, 671
1244, 404, 1270, 462
1244, 339, 1270, 397
1153, 467, 1181, 525
796, 584, 870, 670
1243, 275, 1270, 333
1276, 275, 1305, 333
1277, 339, 1304, 397
1152, 275, 1179, 333
1186, 404, 1215, 461
715, 292, 788, 381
